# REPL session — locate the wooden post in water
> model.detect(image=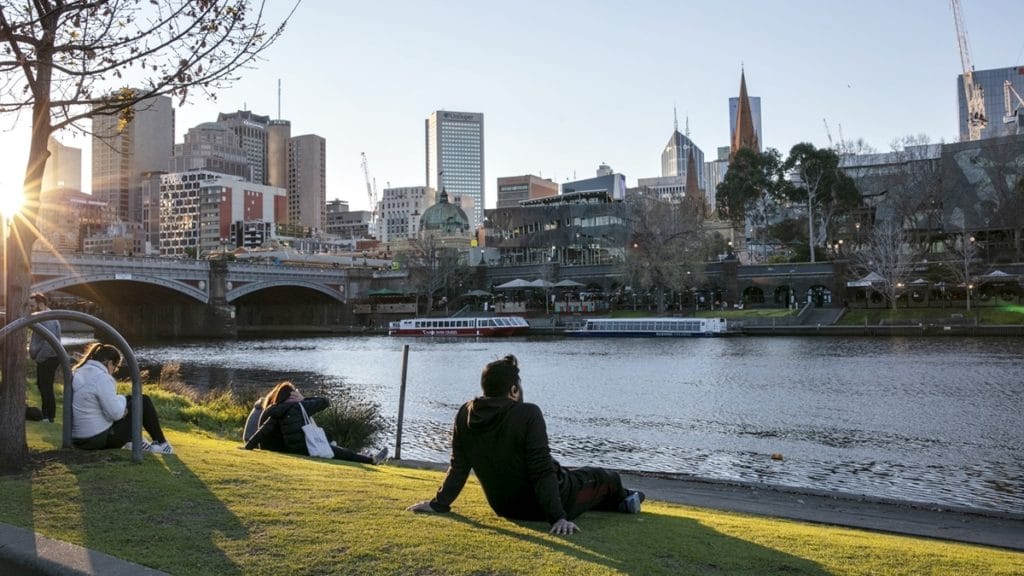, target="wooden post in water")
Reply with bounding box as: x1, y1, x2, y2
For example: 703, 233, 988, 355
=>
395, 344, 410, 460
